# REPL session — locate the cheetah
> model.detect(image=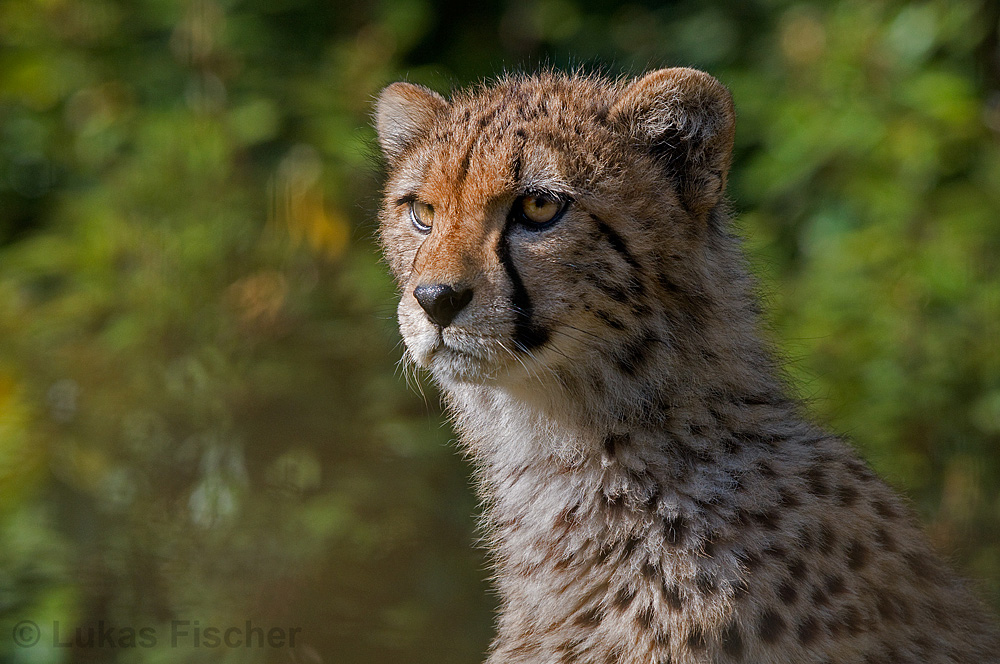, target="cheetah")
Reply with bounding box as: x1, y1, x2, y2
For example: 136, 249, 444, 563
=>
374, 68, 1000, 663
